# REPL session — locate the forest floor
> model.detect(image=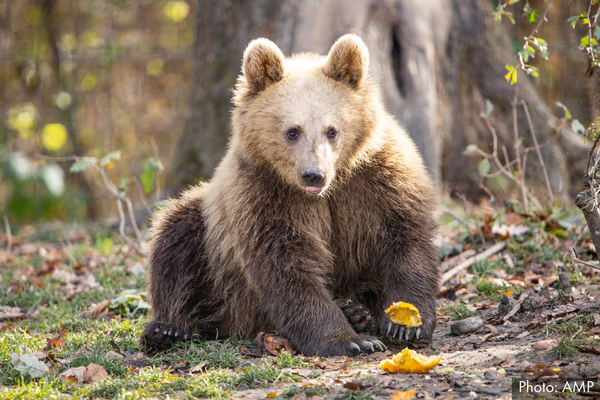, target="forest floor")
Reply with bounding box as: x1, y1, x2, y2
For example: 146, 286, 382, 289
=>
1, 203, 600, 400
